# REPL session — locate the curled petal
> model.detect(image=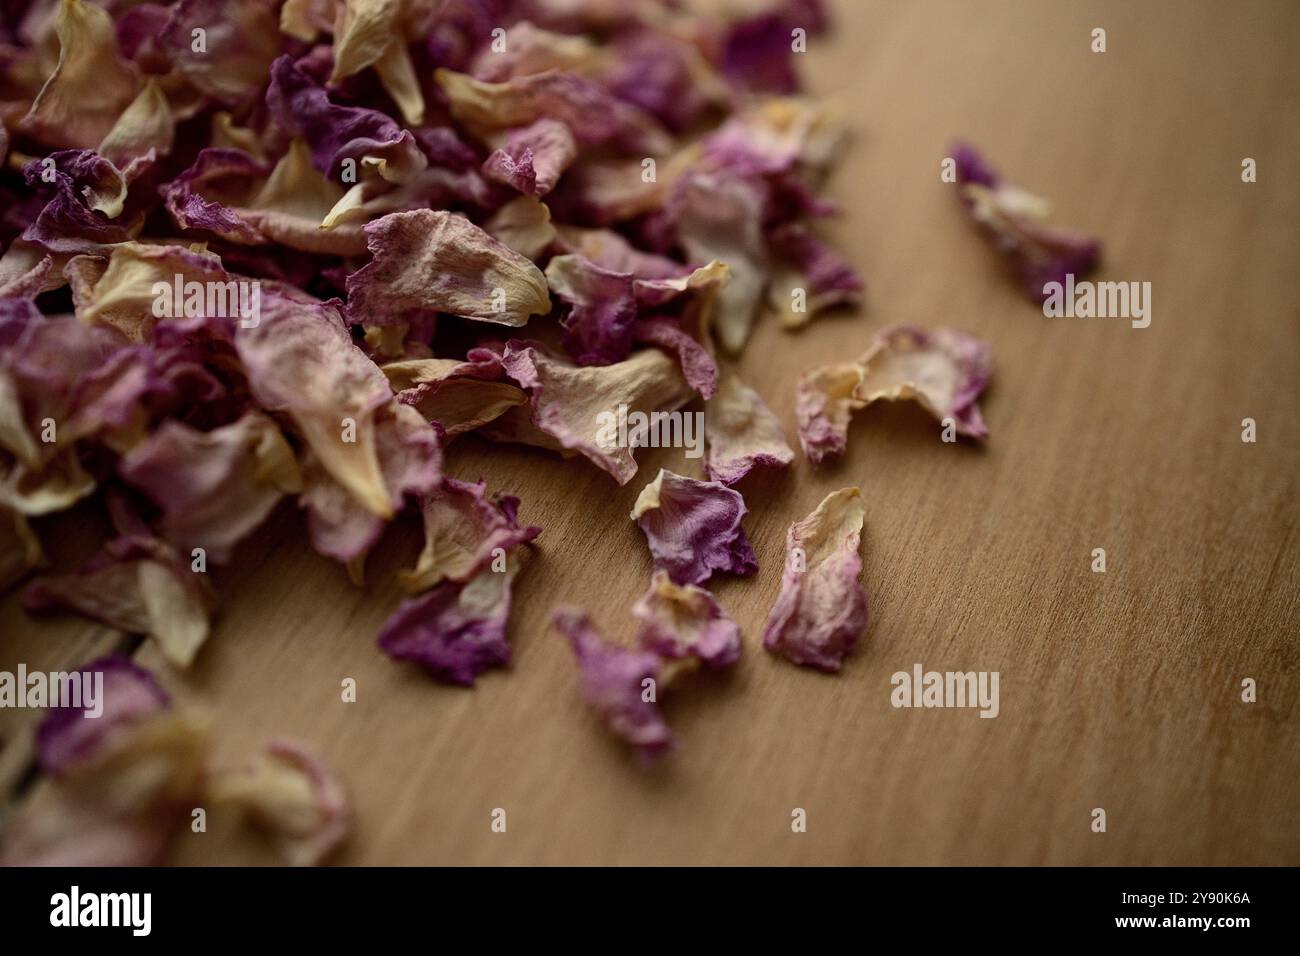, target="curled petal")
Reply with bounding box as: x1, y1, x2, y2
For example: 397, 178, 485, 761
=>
675, 171, 768, 353
795, 326, 992, 463
0, 710, 211, 866
630, 468, 757, 585
482, 118, 577, 197
400, 477, 539, 592
766, 221, 863, 327
119, 412, 301, 564
378, 562, 519, 686
346, 209, 551, 327
36, 654, 170, 775
435, 67, 672, 154
207, 739, 349, 866
704, 370, 794, 484
23, 536, 212, 668
161, 0, 281, 104
553, 607, 674, 762
952, 141, 1101, 301
499, 344, 692, 484
236, 294, 396, 517
761, 487, 867, 671
20, 0, 139, 149
632, 570, 741, 668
